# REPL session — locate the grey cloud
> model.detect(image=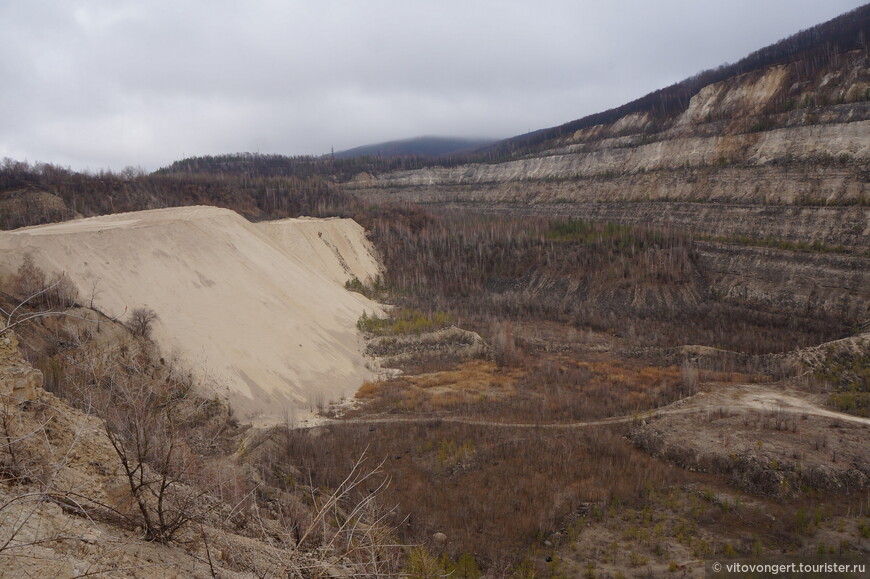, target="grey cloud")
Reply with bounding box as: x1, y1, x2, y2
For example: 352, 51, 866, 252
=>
0, 0, 864, 170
